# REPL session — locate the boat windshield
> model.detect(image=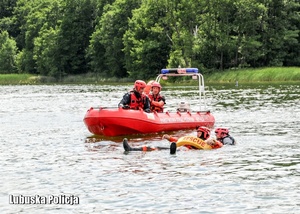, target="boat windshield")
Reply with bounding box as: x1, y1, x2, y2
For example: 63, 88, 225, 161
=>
155, 68, 206, 111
